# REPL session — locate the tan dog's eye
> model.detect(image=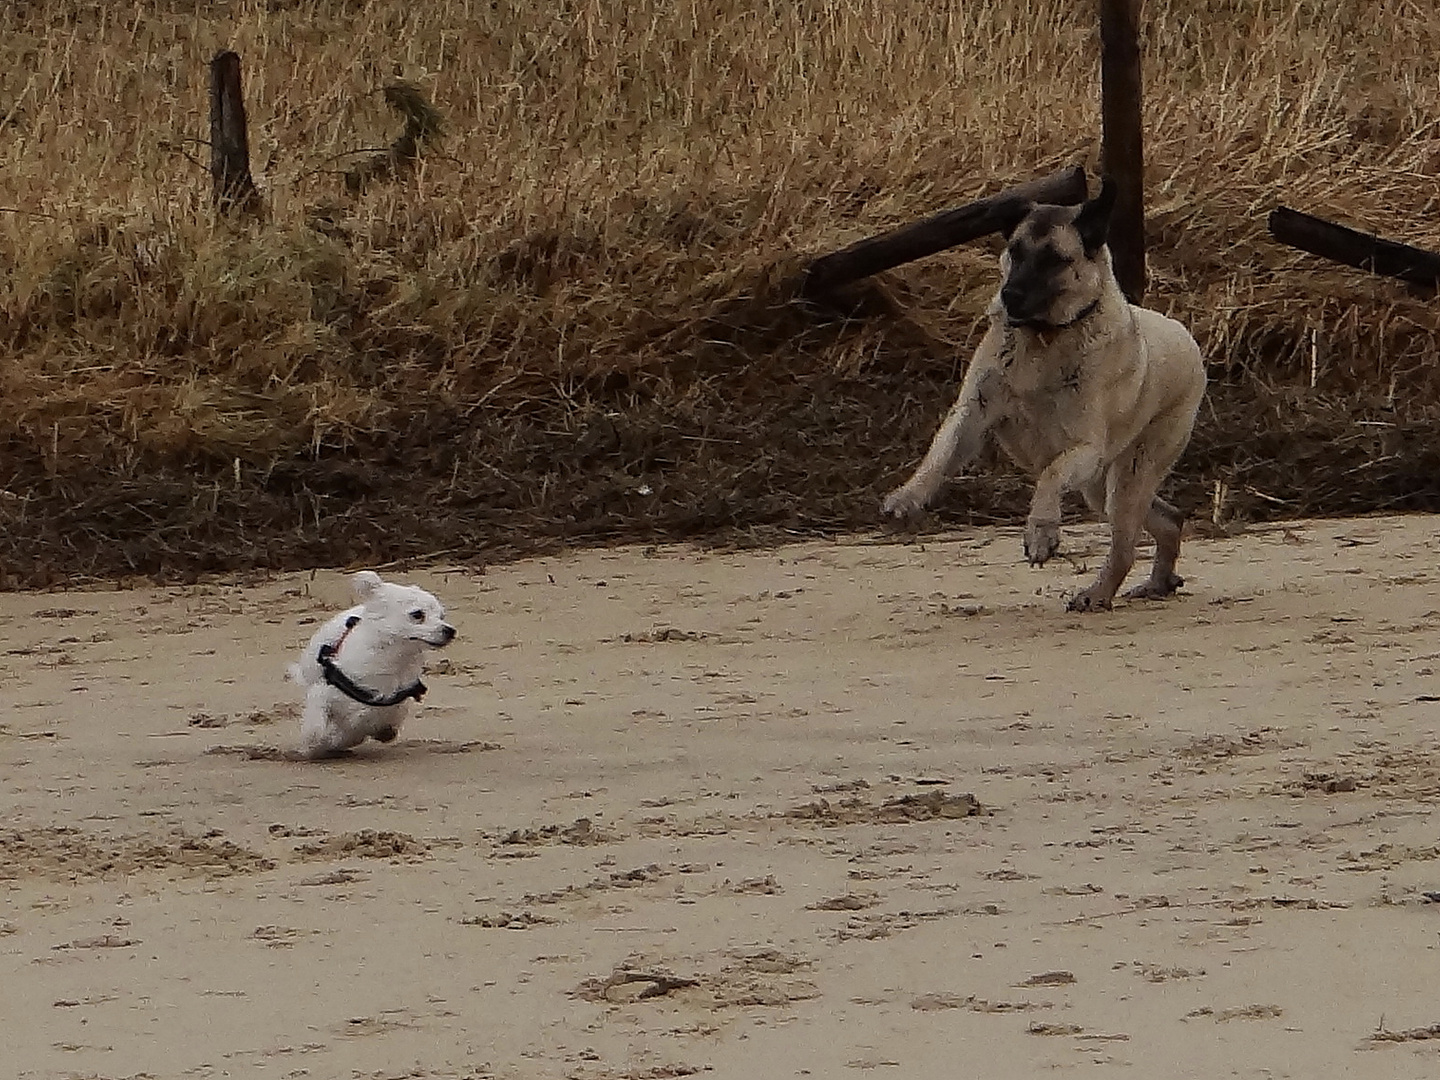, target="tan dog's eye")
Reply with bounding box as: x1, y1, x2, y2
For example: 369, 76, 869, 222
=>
409, 609, 426, 622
